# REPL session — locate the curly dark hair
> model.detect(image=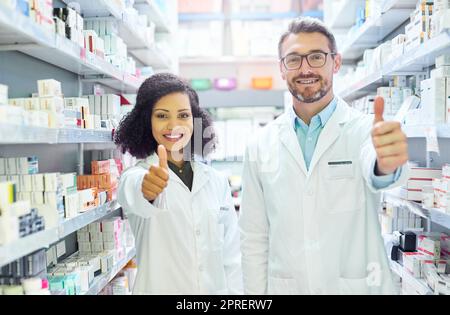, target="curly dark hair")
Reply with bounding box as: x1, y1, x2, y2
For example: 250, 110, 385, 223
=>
114, 73, 217, 159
